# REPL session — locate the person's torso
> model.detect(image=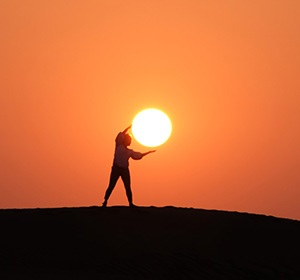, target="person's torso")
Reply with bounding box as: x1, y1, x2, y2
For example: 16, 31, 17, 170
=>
113, 145, 132, 168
